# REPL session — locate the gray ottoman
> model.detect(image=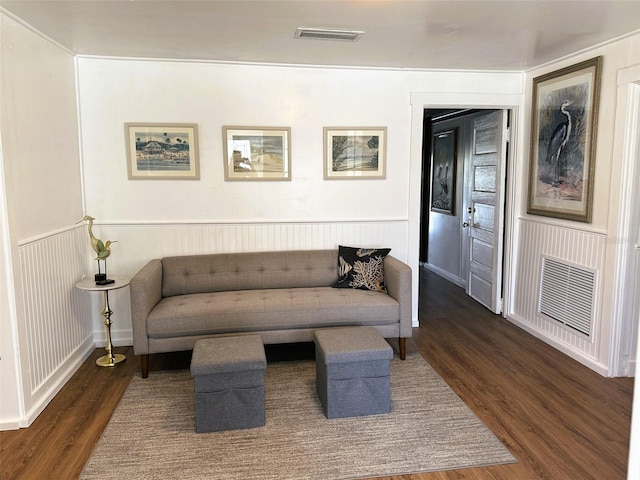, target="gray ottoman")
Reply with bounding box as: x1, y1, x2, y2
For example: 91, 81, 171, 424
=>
190, 335, 266, 433
314, 327, 393, 419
